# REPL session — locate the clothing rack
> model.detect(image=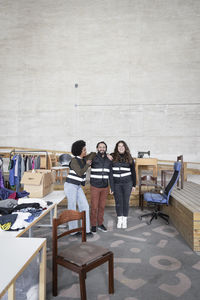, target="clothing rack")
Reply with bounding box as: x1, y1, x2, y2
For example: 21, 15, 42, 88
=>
10, 149, 49, 169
